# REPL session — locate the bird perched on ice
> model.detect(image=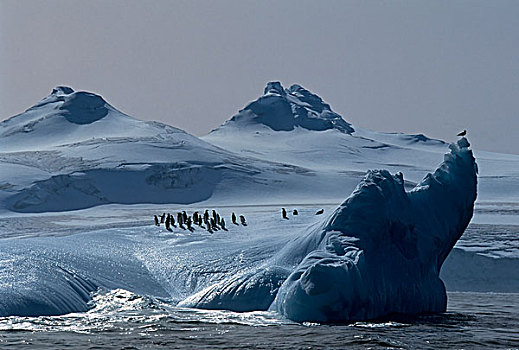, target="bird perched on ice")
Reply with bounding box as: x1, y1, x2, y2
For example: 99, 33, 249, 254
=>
457, 130, 467, 136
